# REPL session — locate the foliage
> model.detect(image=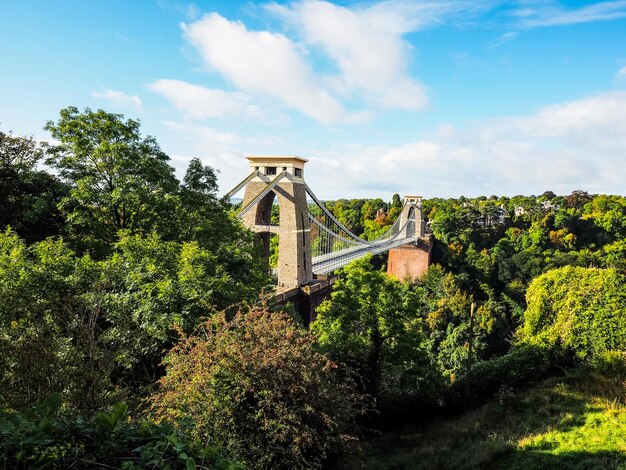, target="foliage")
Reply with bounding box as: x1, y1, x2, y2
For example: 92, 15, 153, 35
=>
45, 107, 180, 253
0, 393, 240, 470
313, 256, 441, 400
320, 197, 399, 239
0, 229, 268, 411
6, 107, 626, 467
520, 266, 626, 360
1, 111, 269, 412
362, 366, 626, 470
152, 307, 366, 469
446, 344, 556, 407
0, 229, 114, 411
0, 130, 66, 242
